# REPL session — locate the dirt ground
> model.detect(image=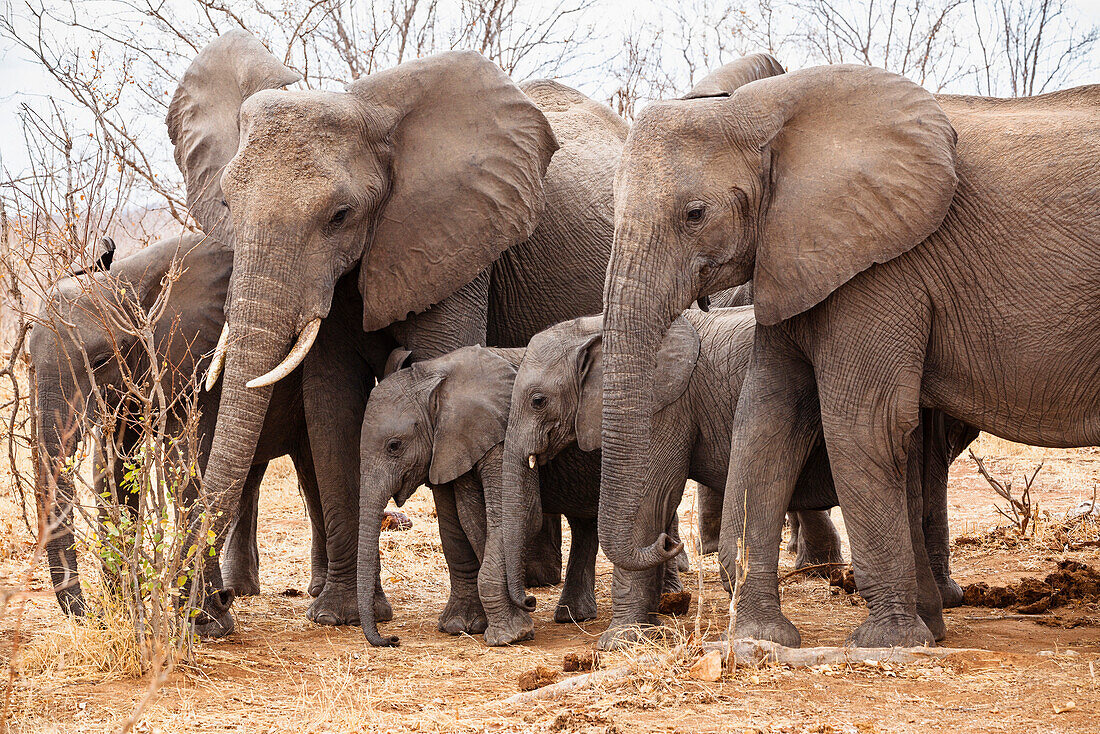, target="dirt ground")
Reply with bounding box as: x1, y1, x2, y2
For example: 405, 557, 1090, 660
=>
2, 432, 1099, 733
